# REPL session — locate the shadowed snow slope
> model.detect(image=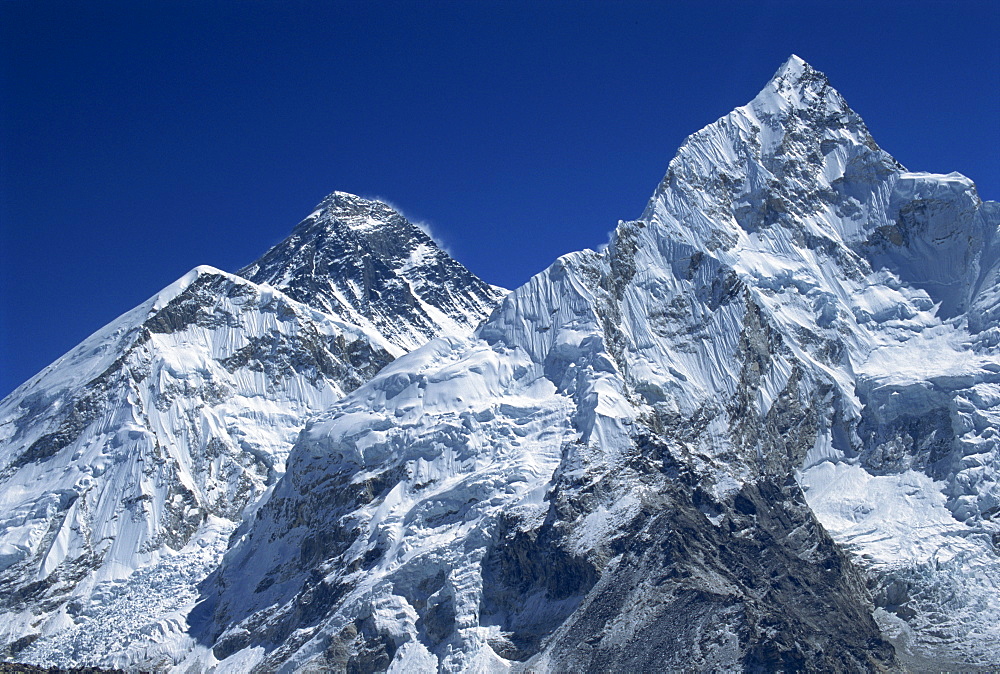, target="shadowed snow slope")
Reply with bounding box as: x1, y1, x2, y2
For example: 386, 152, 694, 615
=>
0, 196, 504, 668
194, 57, 1000, 671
